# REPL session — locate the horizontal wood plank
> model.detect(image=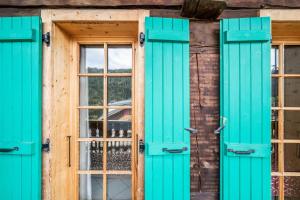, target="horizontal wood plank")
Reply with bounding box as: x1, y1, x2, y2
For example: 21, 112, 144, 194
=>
0, 29, 34, 41
225, 30, 271, 42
